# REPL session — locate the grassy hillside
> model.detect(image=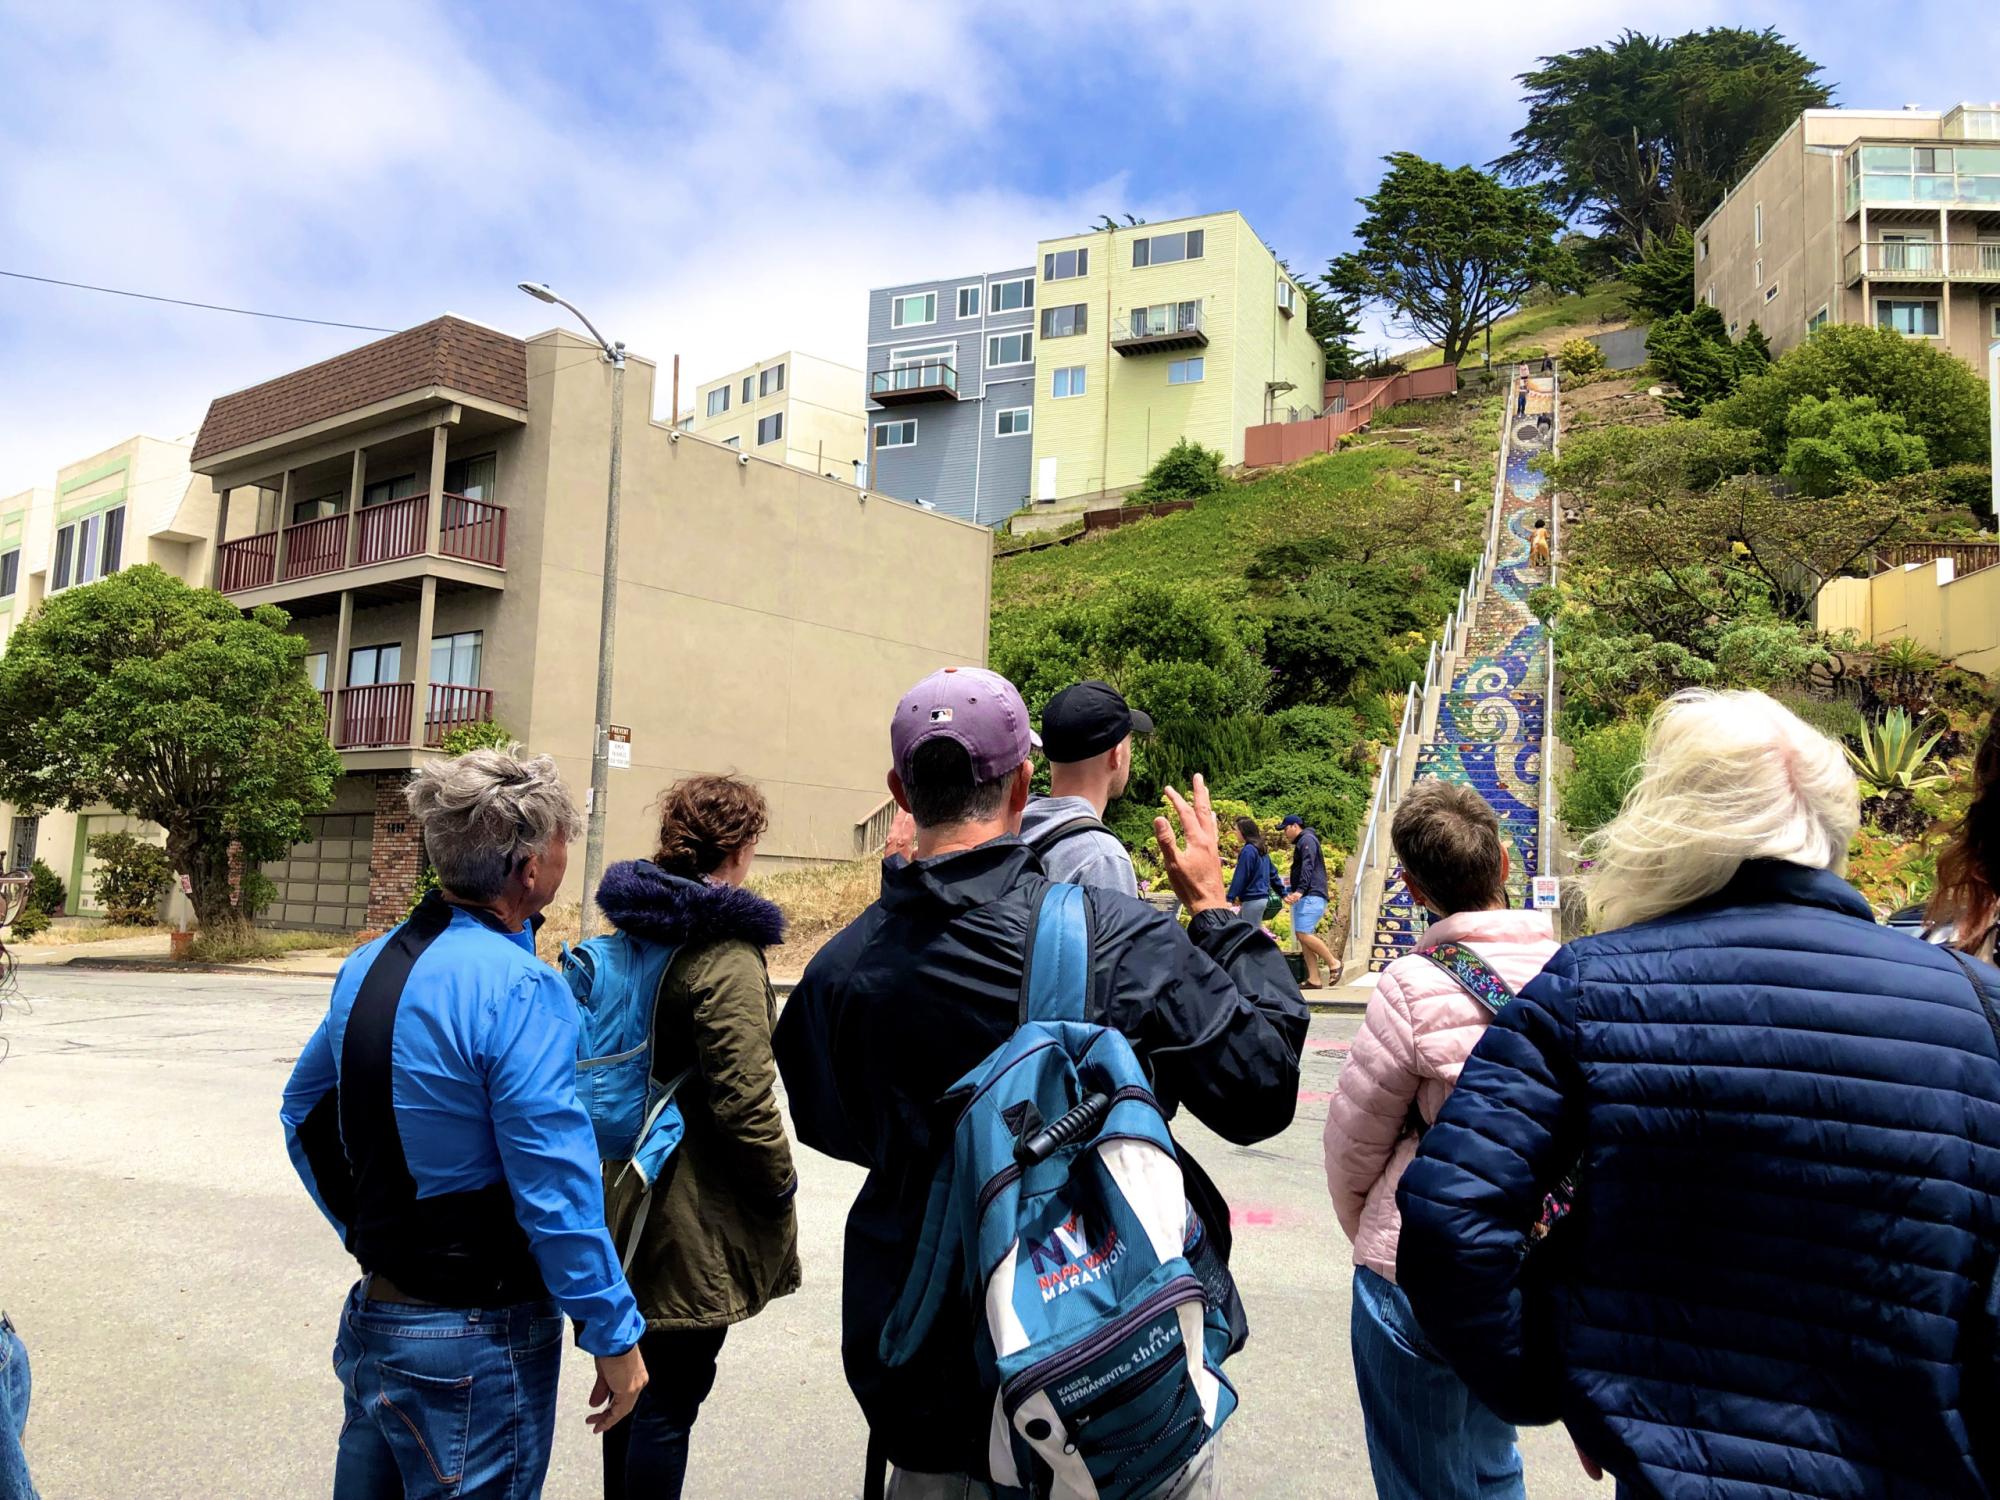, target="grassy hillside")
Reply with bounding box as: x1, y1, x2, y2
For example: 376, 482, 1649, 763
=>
1402, 283, 1633, 371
